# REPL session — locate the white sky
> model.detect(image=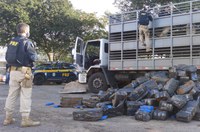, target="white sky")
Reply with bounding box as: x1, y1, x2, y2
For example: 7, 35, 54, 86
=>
69, 0, 119, 16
